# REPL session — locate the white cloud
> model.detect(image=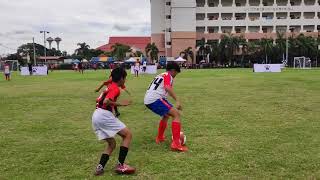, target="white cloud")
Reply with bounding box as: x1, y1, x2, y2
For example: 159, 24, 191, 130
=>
0, 0, 151, 55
